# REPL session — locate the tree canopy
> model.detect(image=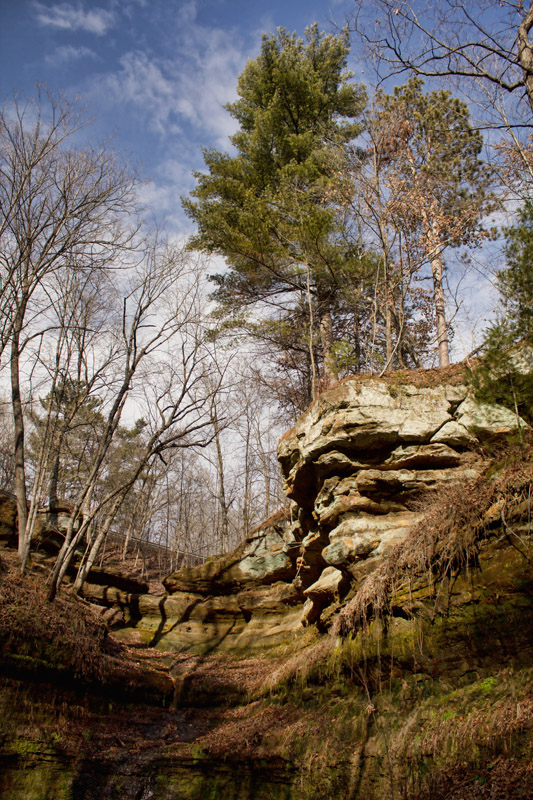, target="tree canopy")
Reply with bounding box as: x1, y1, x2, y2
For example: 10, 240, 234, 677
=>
183, 25, 367, 394
2, 14, 532, 587
349, 0, 533, 115
469, 201, 533, 424
370, 78, 494, 367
